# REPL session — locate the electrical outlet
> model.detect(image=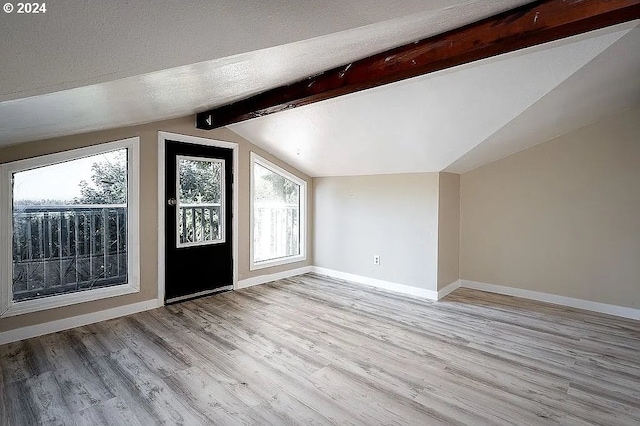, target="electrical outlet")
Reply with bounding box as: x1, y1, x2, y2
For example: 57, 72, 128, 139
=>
373, 255, 380, 266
